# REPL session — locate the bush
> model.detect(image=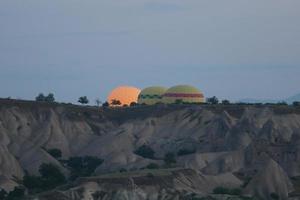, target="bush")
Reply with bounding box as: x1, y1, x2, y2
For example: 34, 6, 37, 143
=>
39, 163, 66, 190
222, 100, 230, 105
164, 152, 176, 166
293, 101, 300, 106
35, 93, 55, 102
45, 93, 55, 102
78, 96, 89, 105
47, 148, 62, 159
177, 148, 196, 156
119, 168, 127, 173
111, 99, 121, 106
6, 187, 25, 200
213, 187, 241, 195
207, 96, 219, 104
134, 145, 155, 159
146, 163, 160, 169
66, 156, 103, 180
36, 93, 45, 101
0, 189, 7, 199
102, 101, 109, 107
270, 193, 279, 200
23, 174, 43, 192
23, 163, 66, 193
